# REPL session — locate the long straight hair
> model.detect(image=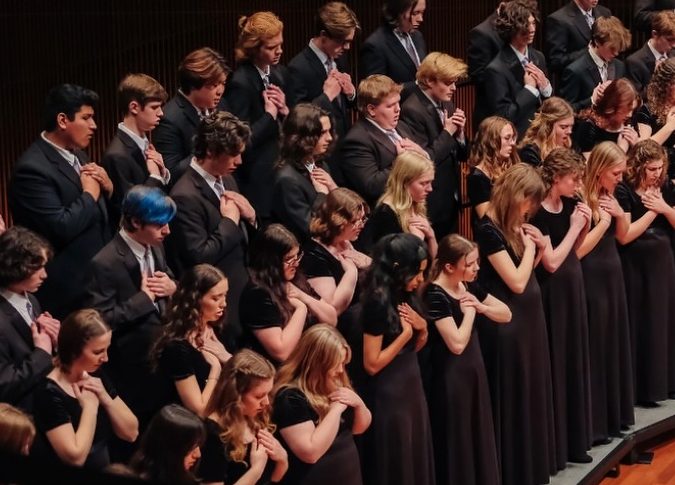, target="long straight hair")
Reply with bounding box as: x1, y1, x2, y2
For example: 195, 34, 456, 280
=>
581, 141, 626, 221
